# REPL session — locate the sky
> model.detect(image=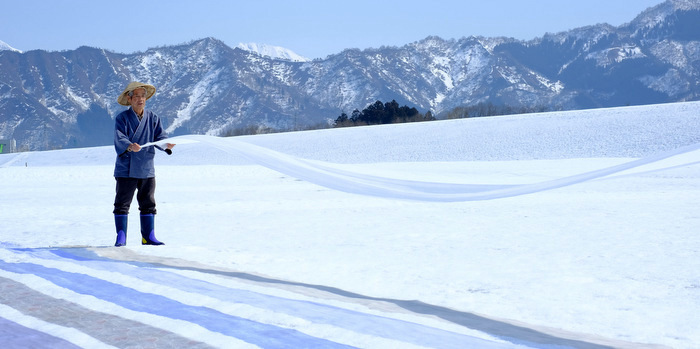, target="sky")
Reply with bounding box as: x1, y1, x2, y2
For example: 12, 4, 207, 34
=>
1, 0, 666, 59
